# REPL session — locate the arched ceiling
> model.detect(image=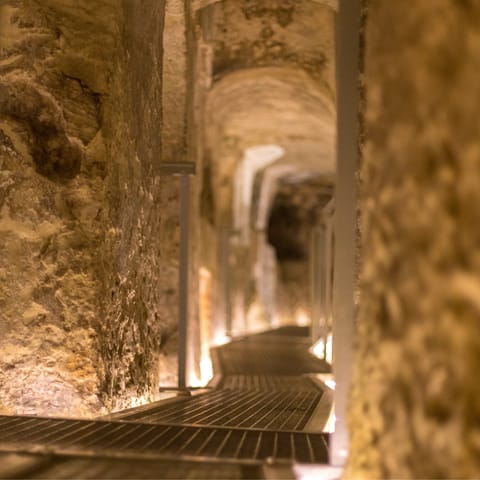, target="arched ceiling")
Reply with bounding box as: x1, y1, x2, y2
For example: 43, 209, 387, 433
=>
204, 66, 336, 226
